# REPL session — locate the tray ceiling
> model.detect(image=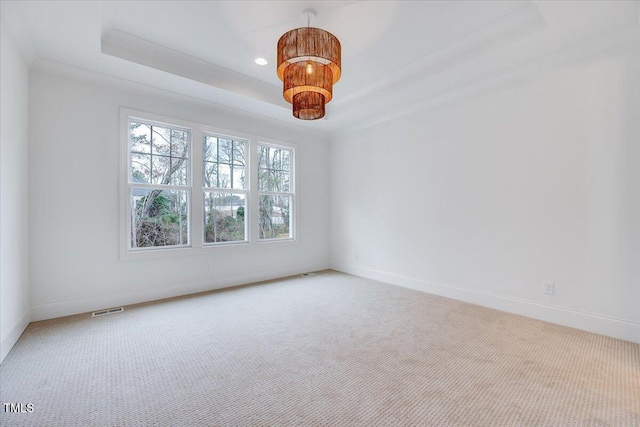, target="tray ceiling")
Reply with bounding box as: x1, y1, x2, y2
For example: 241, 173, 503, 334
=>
3, 1, 639, 133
